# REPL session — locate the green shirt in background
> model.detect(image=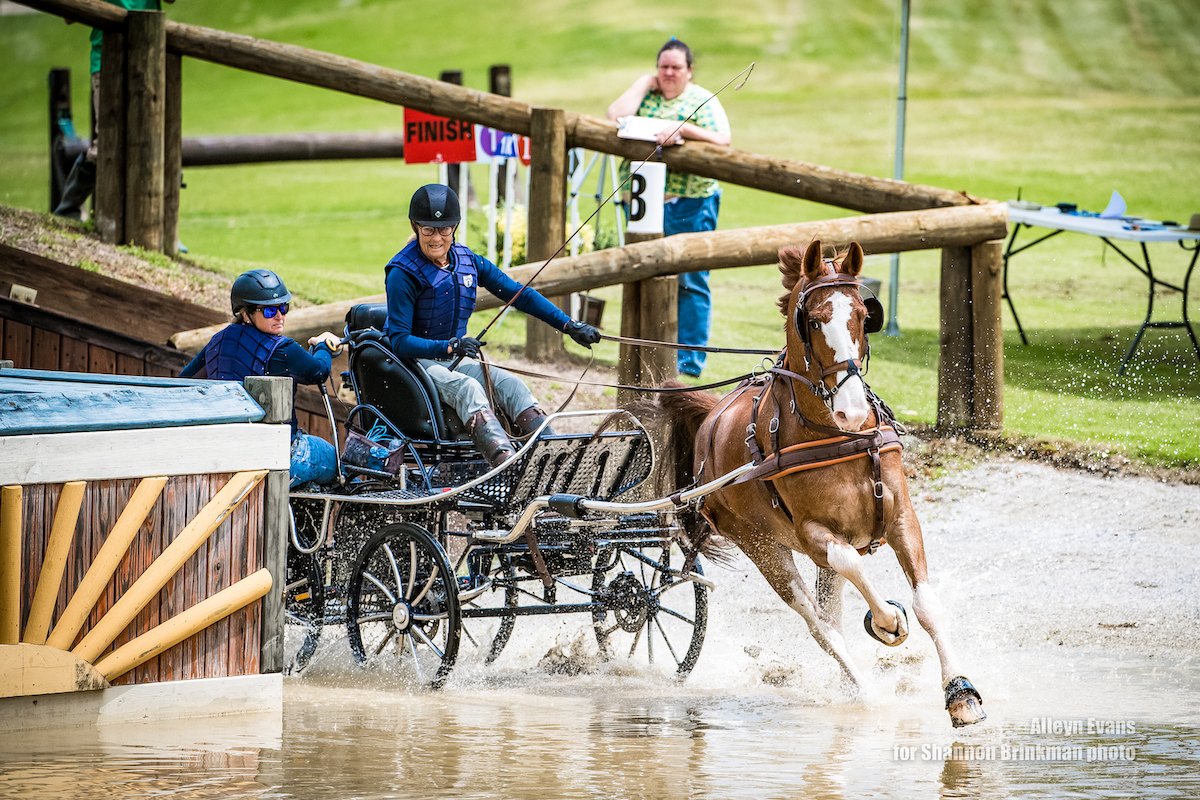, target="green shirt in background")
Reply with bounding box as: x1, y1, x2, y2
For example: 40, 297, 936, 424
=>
619, 83, 731, 199
89, 0, 163, 74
